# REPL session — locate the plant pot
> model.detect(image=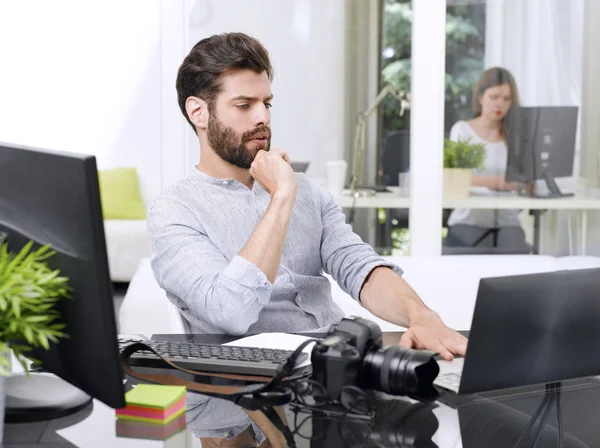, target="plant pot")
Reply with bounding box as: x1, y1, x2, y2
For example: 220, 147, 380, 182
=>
0, 373, 5, 444
0, 347, 11, 444
443, 168, 472, 199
